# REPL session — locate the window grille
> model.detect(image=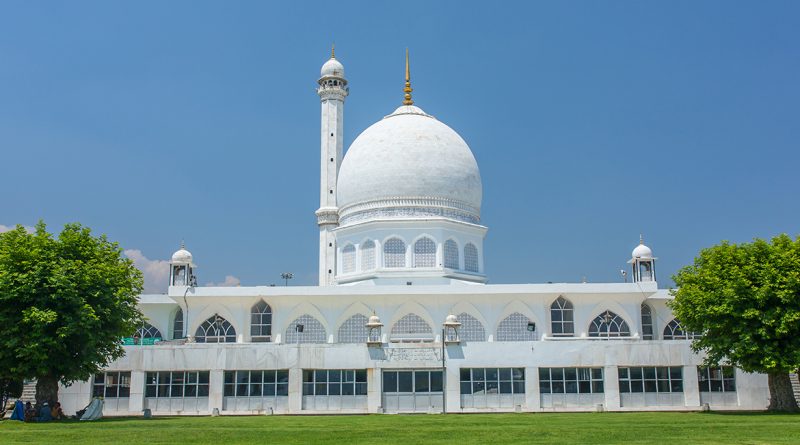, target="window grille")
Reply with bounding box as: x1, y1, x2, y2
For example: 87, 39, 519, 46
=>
342, 244, 356, 274
390, 313, 433, 342
413, 237, 436, 267
464, 243, 479, 272
93, 371, 131, 398
337, 314, 369, 343
136, 322, 162, 340
663, 319, 699, 340
195, 315, 236, 343
496, 312, 537, 341
618, 367, 683, 393
698, 366, 736, 392
250, 300, 273, 342
588, 310, 631, 338
539, 368, 603, 394
641, 303, 654, 340
224, 370, 289, 397
361, 240, 376, 271
444, 239, 459, 269
303, 369, 367, 396
173, 308, 184, 340
550, 297, 574, 337
460, 368, 525, 395
384, 238, 406, 268
145, 371, 210, 398
457, 313, 485, 342
285, 314, 327, 344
